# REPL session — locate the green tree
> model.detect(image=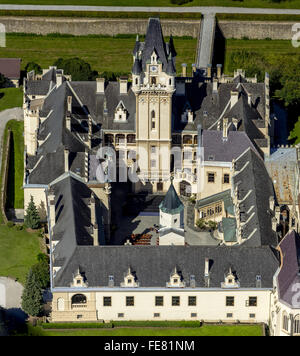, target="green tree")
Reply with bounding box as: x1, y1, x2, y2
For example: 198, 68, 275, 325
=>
53, 57, 98, 81
25, 62, 42, 75
24, 196, 40, 229
31, 259, 50, 290
0, 73, 6, 88
21, 269, 44, 317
